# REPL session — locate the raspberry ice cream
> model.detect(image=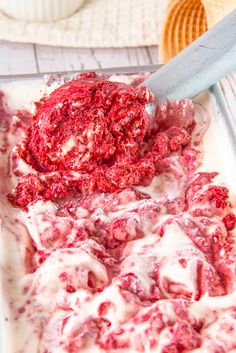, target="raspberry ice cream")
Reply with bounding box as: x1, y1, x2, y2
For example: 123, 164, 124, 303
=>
8, 74, 193, 208
0, 72, 236, 353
